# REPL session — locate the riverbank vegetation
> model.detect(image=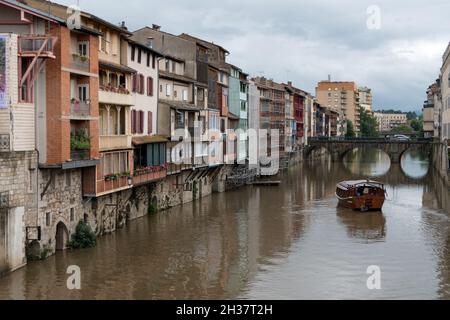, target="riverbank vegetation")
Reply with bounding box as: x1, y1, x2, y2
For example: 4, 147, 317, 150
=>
67, 221, 97, 249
